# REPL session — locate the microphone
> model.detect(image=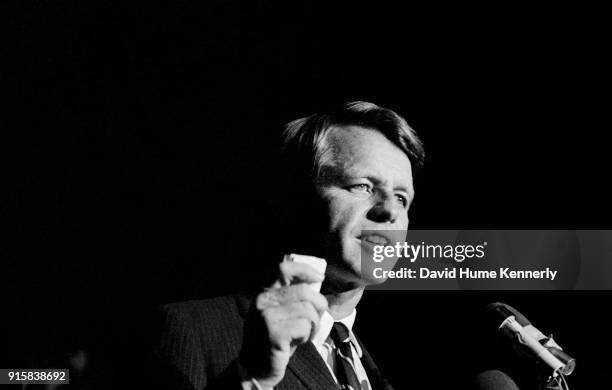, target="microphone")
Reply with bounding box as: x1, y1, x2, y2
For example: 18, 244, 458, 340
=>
487, 302, 576, 376
474, 370, 520, 390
